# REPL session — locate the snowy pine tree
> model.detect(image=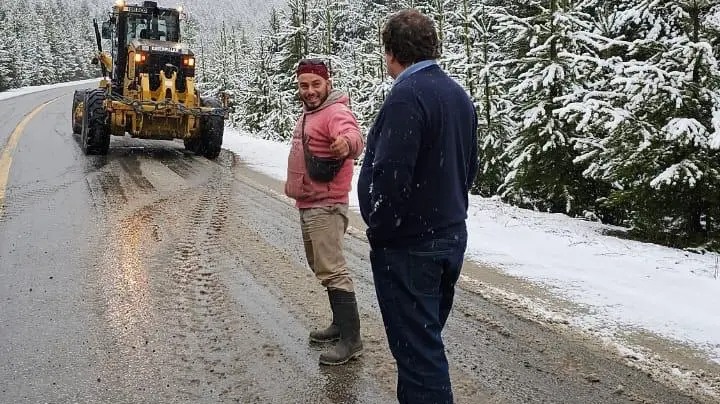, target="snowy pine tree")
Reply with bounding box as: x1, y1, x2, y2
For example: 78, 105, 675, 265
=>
594, 0, 720, 247
460, 4, 513, 196
0, 0, 103, 90
497, 0, 610, 216
339, 1, 392, 135
0, 5, 15, 91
